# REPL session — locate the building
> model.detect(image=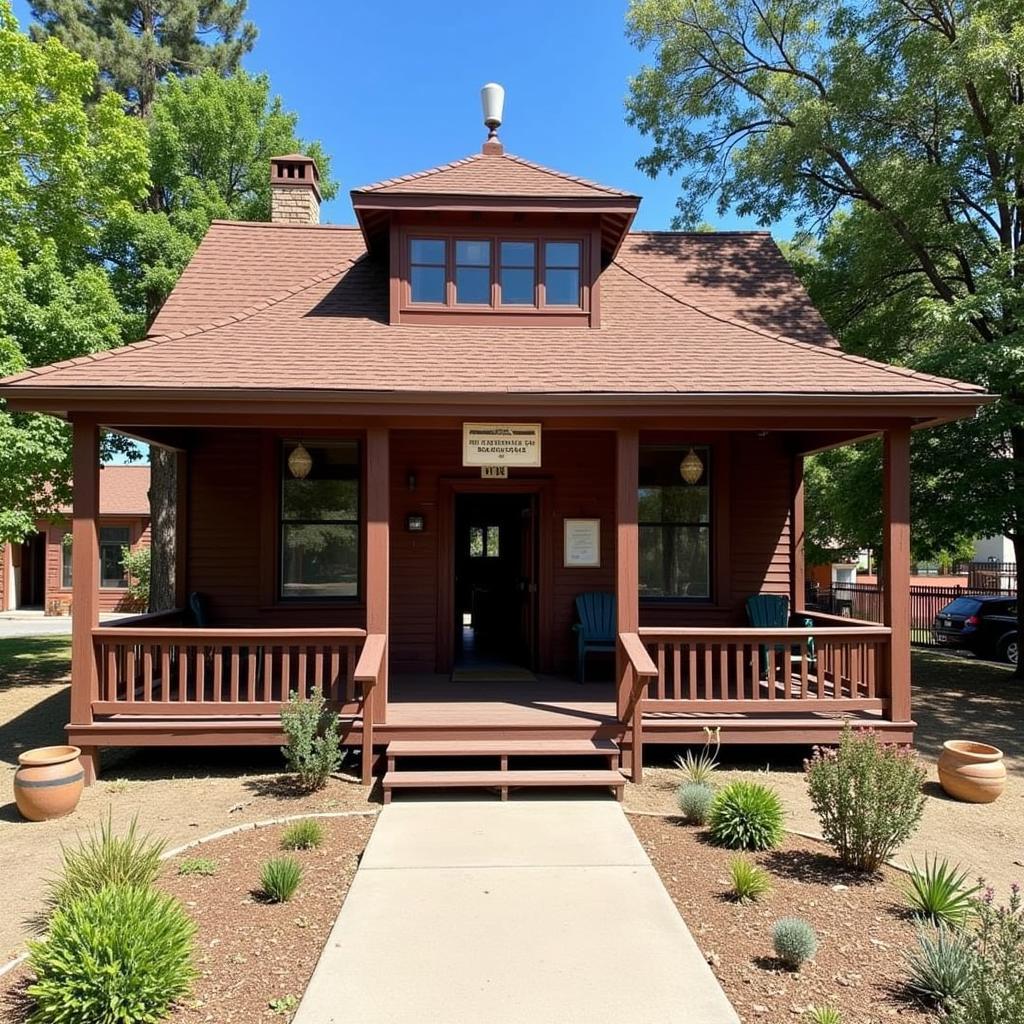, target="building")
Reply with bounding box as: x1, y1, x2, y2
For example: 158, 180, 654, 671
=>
0, 465, 150, 615
0, 93, 989, 795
